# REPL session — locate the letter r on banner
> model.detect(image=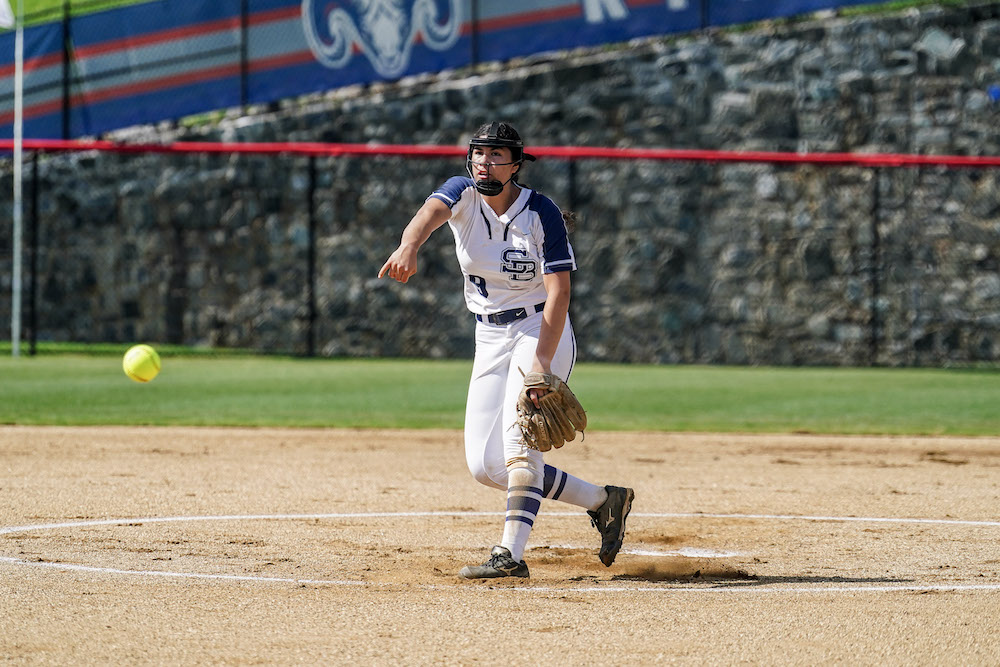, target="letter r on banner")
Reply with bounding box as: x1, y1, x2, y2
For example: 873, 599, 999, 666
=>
582, 0, 628, 23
